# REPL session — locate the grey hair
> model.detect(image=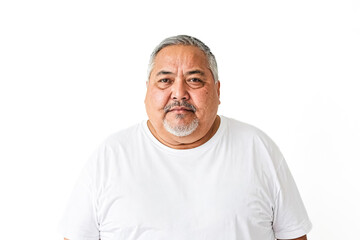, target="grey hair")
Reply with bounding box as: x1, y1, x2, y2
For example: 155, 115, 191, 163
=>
147, 35, 219, 83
